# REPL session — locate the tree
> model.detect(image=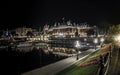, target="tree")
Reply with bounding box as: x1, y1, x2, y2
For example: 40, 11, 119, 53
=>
87, 29, 95, 37
26, 31, 34, 37
107, 24, 120, 41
